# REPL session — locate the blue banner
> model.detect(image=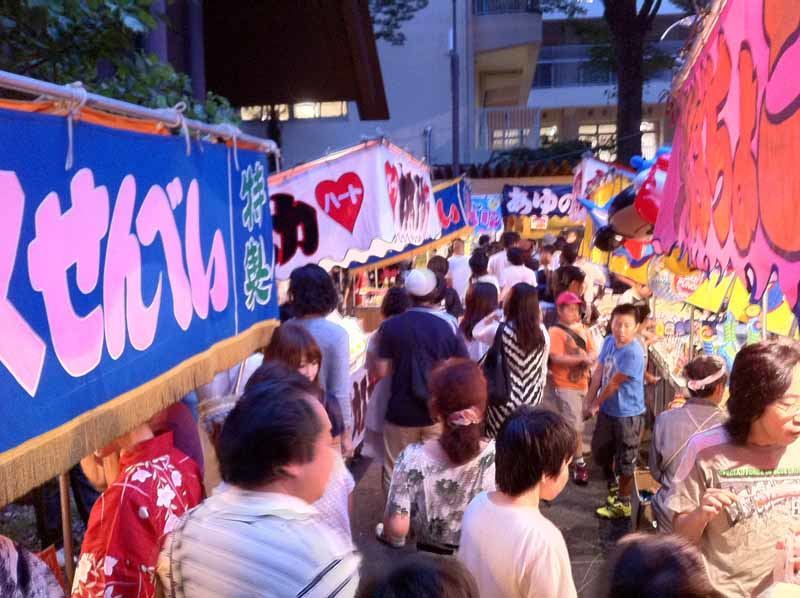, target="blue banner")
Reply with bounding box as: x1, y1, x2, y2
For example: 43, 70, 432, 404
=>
435, 177, 469, 237
0, 107, 277, 455
501, 184, 573, 218
469, 194, 503, 234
